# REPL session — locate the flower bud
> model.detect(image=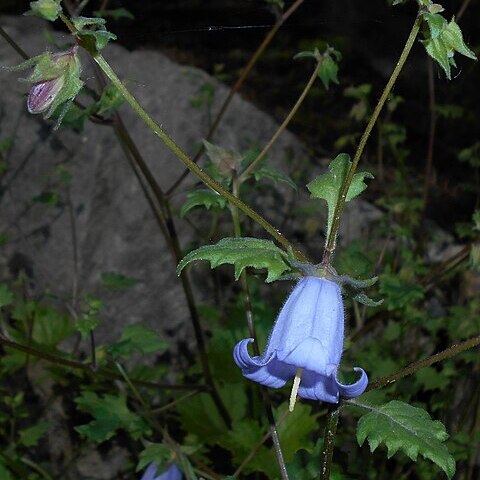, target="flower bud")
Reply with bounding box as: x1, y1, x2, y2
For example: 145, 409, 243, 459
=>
27, 76, 65, 114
